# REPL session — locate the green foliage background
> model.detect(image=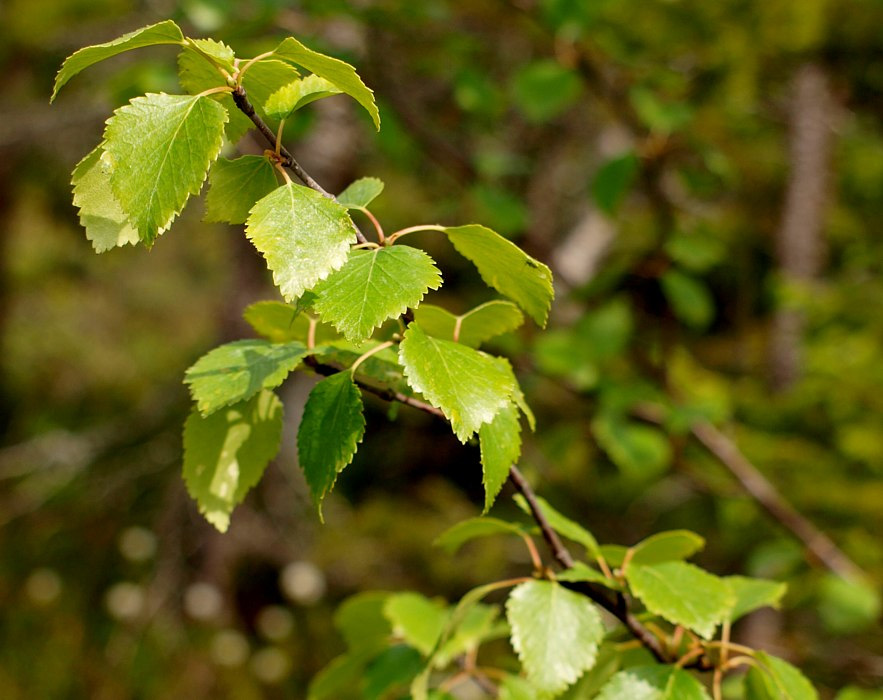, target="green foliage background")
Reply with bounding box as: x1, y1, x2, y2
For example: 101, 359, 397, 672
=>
0, 0, 881, 697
